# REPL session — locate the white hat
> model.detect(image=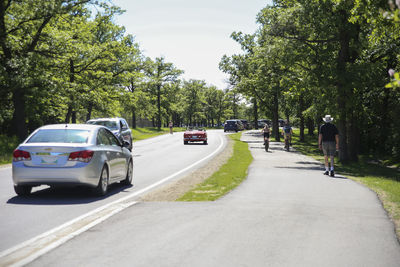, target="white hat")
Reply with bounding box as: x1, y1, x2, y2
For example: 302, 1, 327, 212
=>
323, 115, 333, 122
